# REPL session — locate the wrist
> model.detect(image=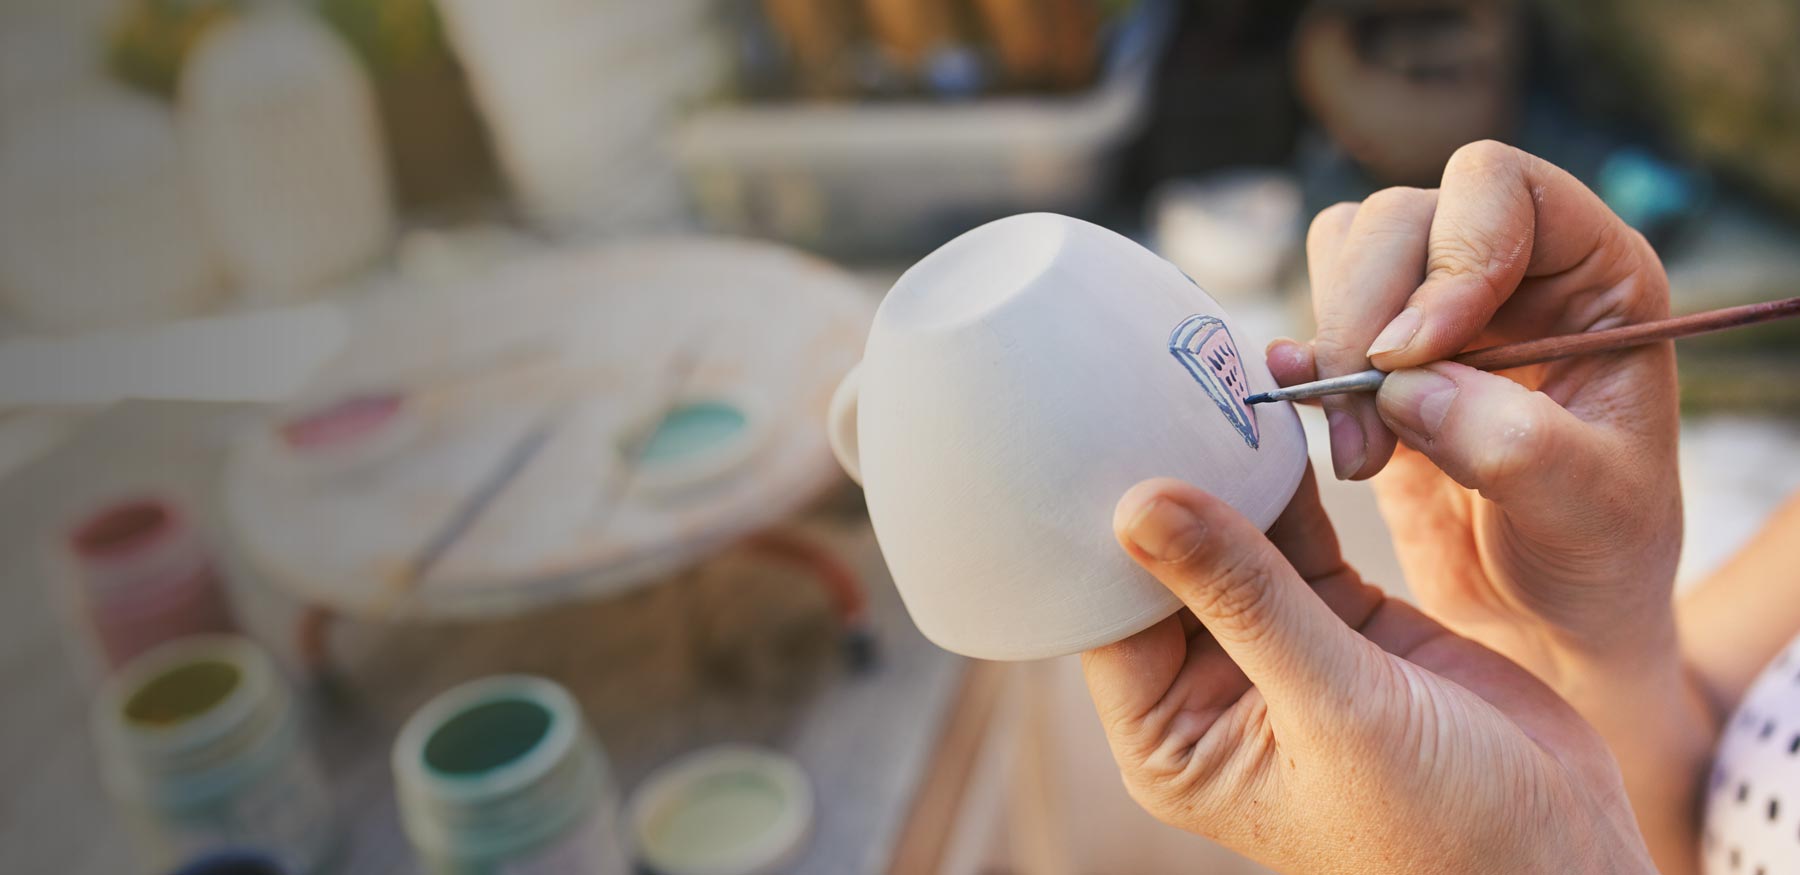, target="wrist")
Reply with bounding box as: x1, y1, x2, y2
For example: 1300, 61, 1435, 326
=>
1551, 650, 1715, 875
